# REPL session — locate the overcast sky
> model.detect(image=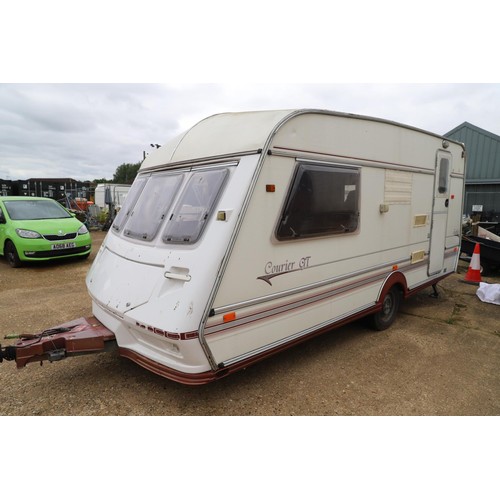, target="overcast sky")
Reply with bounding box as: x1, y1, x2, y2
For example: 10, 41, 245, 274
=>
1, 83, 499, 182
2, 2, 499, 183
